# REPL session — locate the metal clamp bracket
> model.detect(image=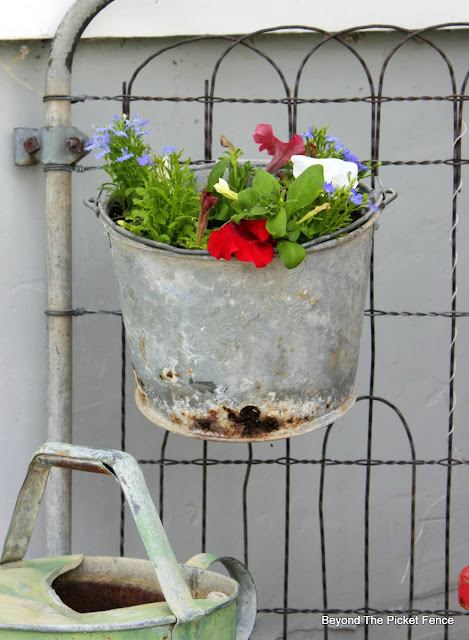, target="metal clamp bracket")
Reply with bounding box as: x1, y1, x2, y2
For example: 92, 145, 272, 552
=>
14, 126, 89, 166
